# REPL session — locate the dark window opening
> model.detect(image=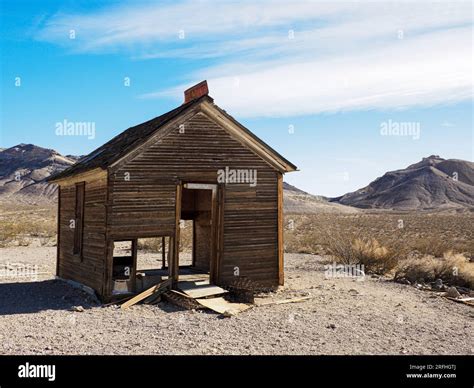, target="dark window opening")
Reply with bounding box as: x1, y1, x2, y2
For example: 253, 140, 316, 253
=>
112, 240, 135, 294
